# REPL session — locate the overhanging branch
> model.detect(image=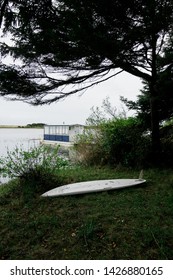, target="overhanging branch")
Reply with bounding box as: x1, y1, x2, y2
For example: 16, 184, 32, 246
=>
121, 63, 151, 81
1, 67, 124, 105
